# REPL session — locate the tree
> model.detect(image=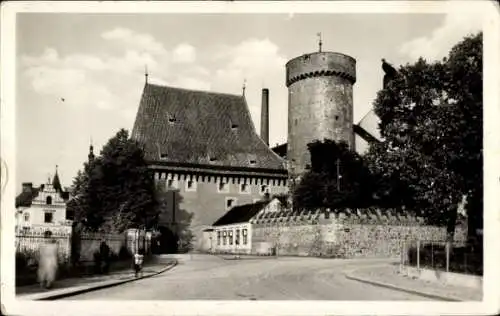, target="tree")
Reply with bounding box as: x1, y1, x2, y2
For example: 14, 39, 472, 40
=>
70, 129, 160, 233
364, 32, 482, 241
293, 139, 375, 211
